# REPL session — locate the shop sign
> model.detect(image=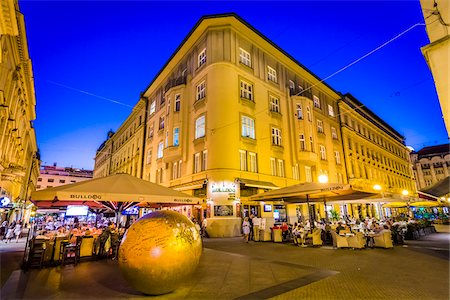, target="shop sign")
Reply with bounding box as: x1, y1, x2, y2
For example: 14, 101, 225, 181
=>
320, 185, 345, 192
173, 198, 194, 203
69, 194, 102, 200
0, 197, 10, 207
211, 182, 236, 193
